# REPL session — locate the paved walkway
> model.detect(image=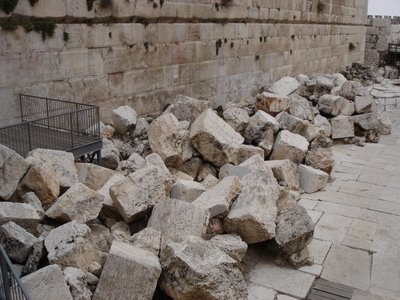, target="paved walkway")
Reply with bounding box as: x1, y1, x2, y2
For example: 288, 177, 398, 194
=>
245, 110, 400, 300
